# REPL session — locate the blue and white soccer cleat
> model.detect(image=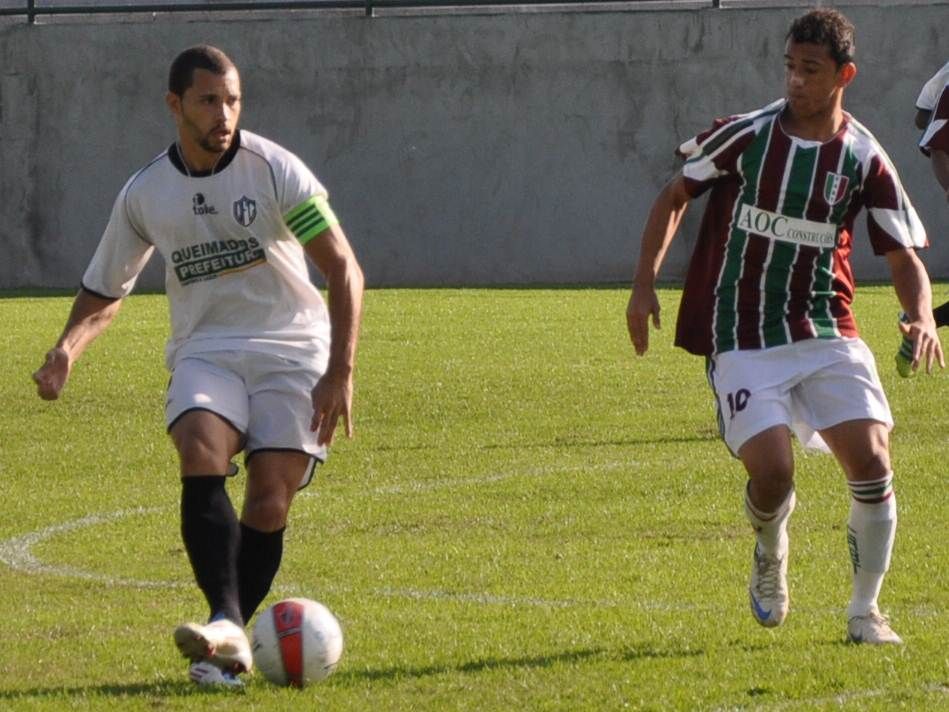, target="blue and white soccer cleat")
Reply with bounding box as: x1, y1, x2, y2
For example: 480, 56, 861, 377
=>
174, 618, 253, 674
847, 611, 903, 645
749, 543, 789, 627
188, 660, 245, 688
